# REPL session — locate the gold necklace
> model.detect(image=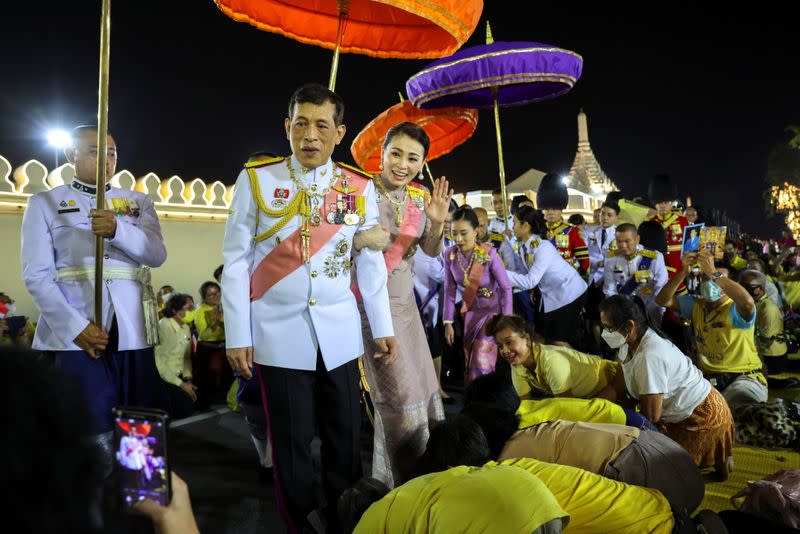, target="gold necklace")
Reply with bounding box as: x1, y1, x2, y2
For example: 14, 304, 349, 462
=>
456, 246, 477, 287
375, 175, 407, 227
285, 158, 337, 262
